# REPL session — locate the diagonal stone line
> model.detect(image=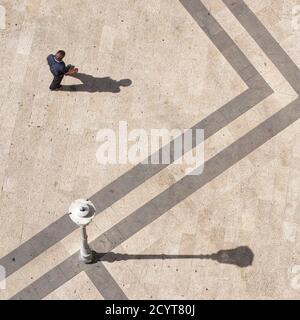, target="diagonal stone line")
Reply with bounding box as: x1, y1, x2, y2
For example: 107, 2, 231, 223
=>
1, 92, 269, 281
223, 0, 300, 95
11, 96, 300, 300
0, 0, 272, 282
85, 265, 128, 300
11, 252, 128, 300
